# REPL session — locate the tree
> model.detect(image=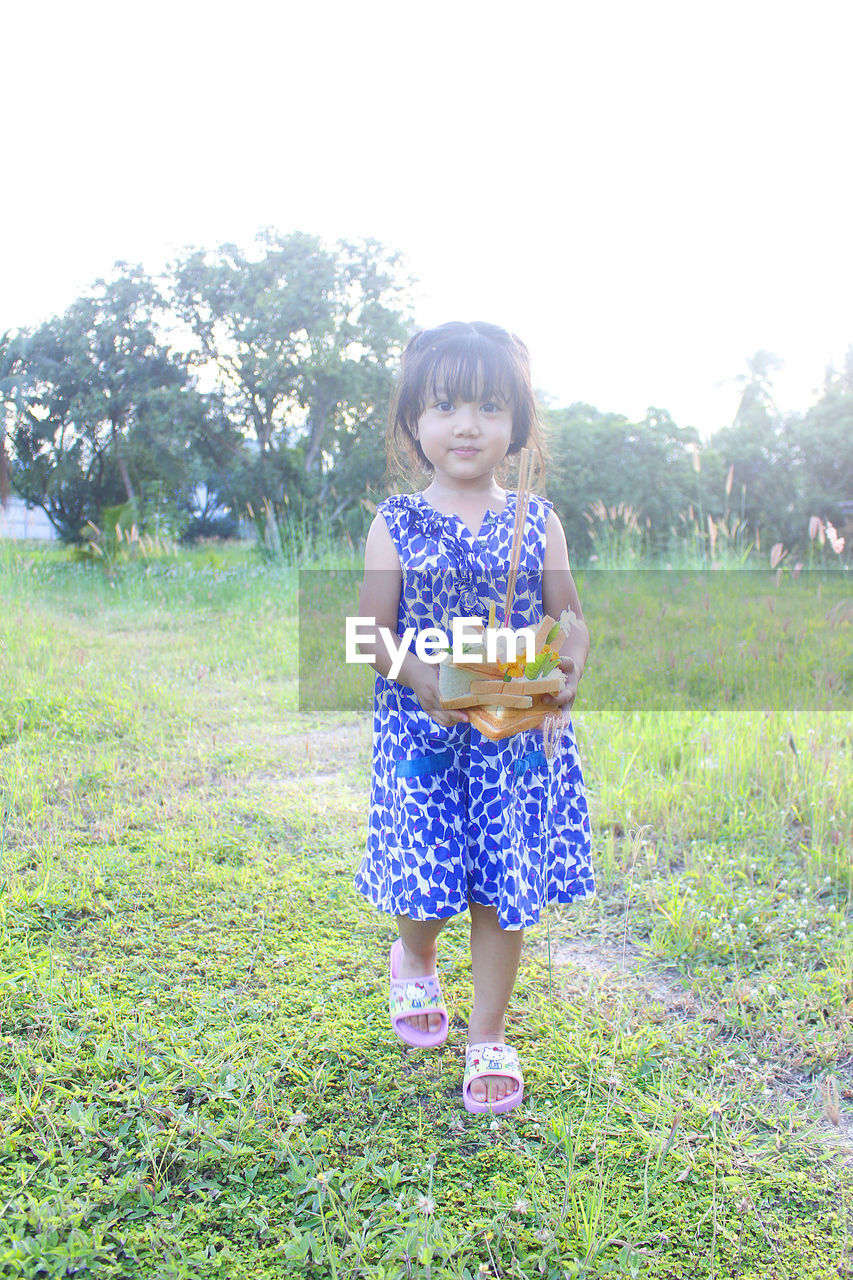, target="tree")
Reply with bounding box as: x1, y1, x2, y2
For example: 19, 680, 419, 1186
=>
708, 351, 797, 547
171, 230, 409, 523
0, 332, 14, 506
544, 403, 700, 559
732, 350, 785, 426
787, 349, 853, 538
6, 267, 230, 540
